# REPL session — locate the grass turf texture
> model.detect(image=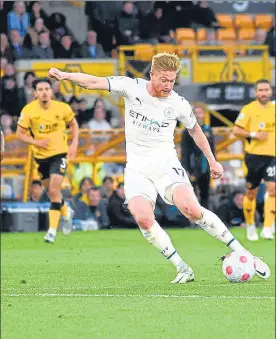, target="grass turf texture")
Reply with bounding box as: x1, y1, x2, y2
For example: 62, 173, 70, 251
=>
1, 228, 275, 339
